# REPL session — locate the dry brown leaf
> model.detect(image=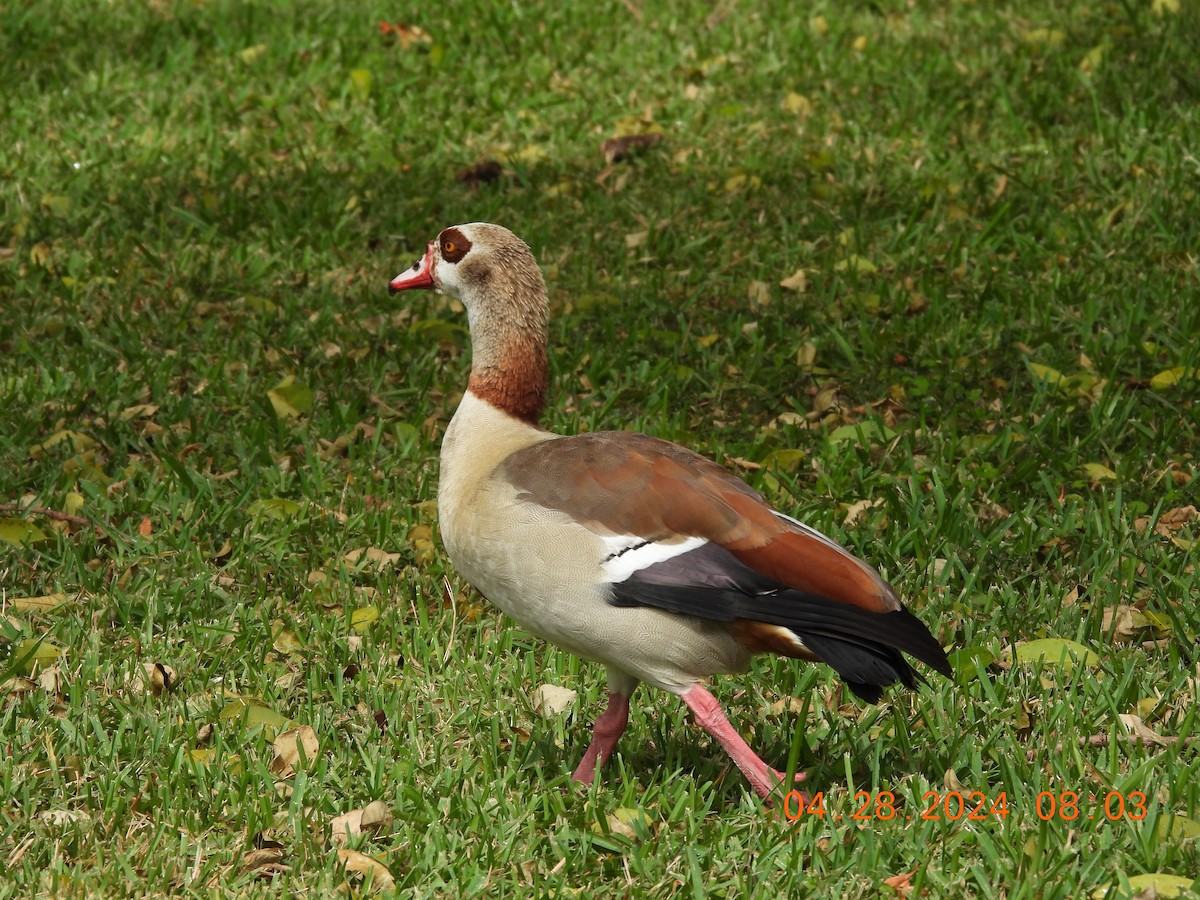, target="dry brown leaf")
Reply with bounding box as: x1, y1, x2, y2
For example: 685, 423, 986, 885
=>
330, 800, 394, 846
127, 662, 176, 697
270, 725, 319, 777
343, 547, 402, 571
883, 870, 915, 897
531, 683, 577, 717
336, 849, 395, 892
1117, 714, 1169, 747
241, 846, 288, 878
843, 498, 884, 526
602, 133, 663, 164
747, 280, 771, 307
779, 268, 808, 292
1102, 605, 1150, 643
1134, 505, 1197, 536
